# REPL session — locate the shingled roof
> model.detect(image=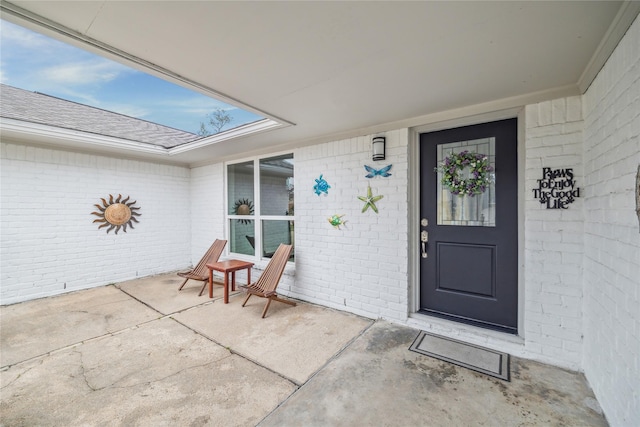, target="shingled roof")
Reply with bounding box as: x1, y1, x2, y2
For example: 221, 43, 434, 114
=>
0, 84, 200, 148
